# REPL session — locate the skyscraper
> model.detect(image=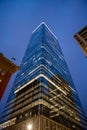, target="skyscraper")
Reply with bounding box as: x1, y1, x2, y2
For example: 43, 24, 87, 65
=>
0, 22, 87, 130
0, 53, 19, 100
74, 26, 87, 57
